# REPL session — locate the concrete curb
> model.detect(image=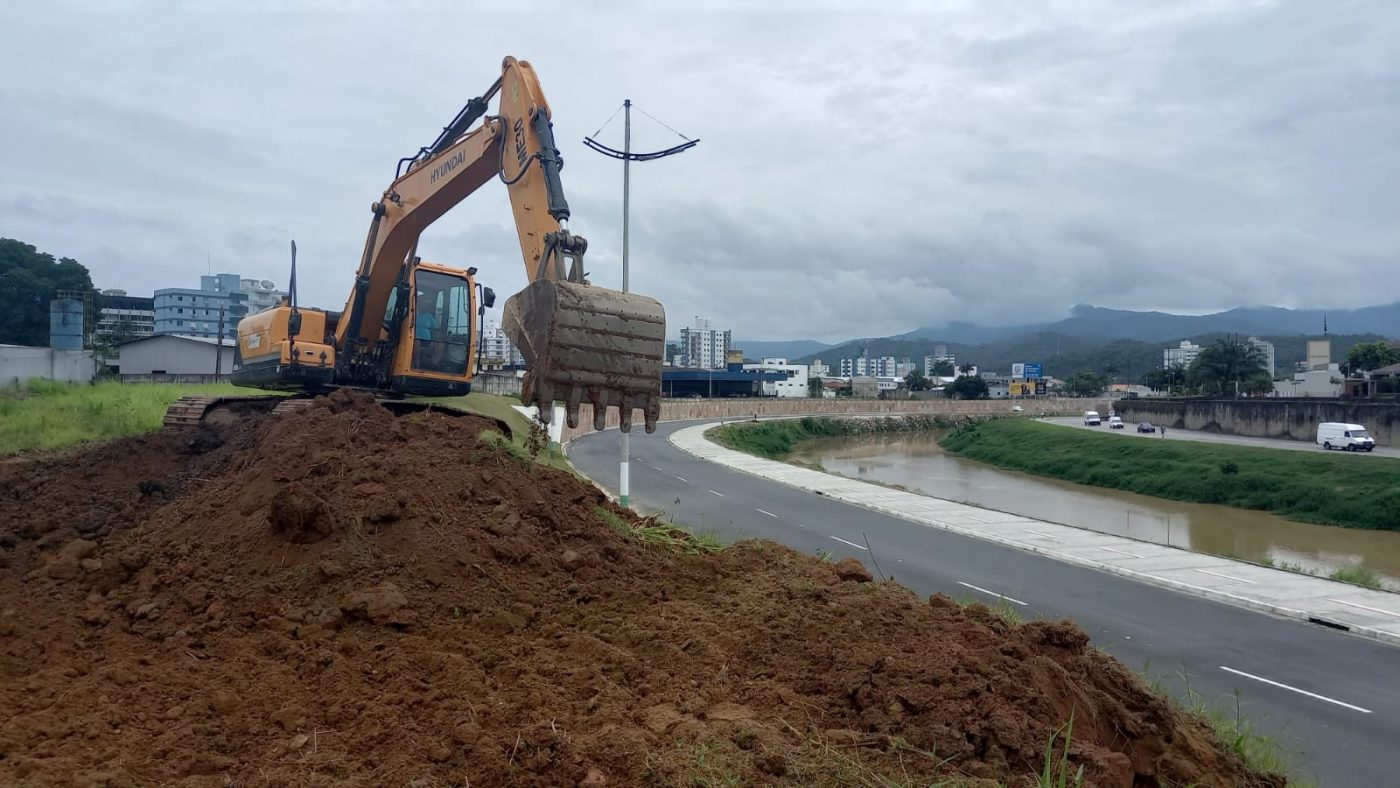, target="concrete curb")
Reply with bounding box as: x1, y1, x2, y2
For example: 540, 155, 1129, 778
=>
669, 421, 1400, 649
